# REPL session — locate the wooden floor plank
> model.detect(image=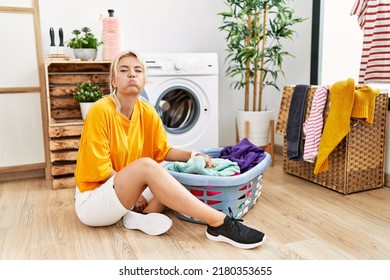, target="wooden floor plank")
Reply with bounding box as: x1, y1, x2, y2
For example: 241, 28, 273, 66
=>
0, 154, 389, 260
